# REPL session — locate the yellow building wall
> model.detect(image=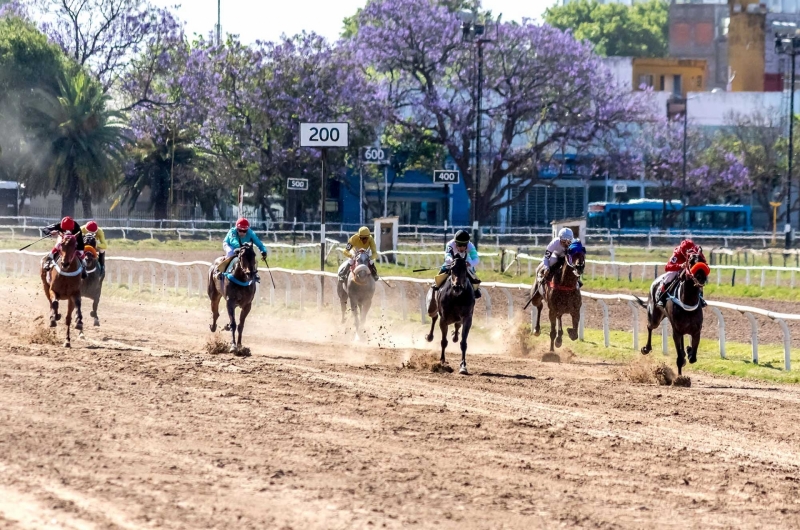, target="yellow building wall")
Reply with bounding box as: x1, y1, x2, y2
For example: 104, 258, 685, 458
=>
728, 11, 765, 92
632, 58, 707, 98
